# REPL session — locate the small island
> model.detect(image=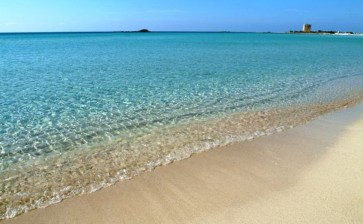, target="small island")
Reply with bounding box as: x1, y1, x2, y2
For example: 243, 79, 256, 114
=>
138, 29, 150, 32
115, 29, 151, 33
